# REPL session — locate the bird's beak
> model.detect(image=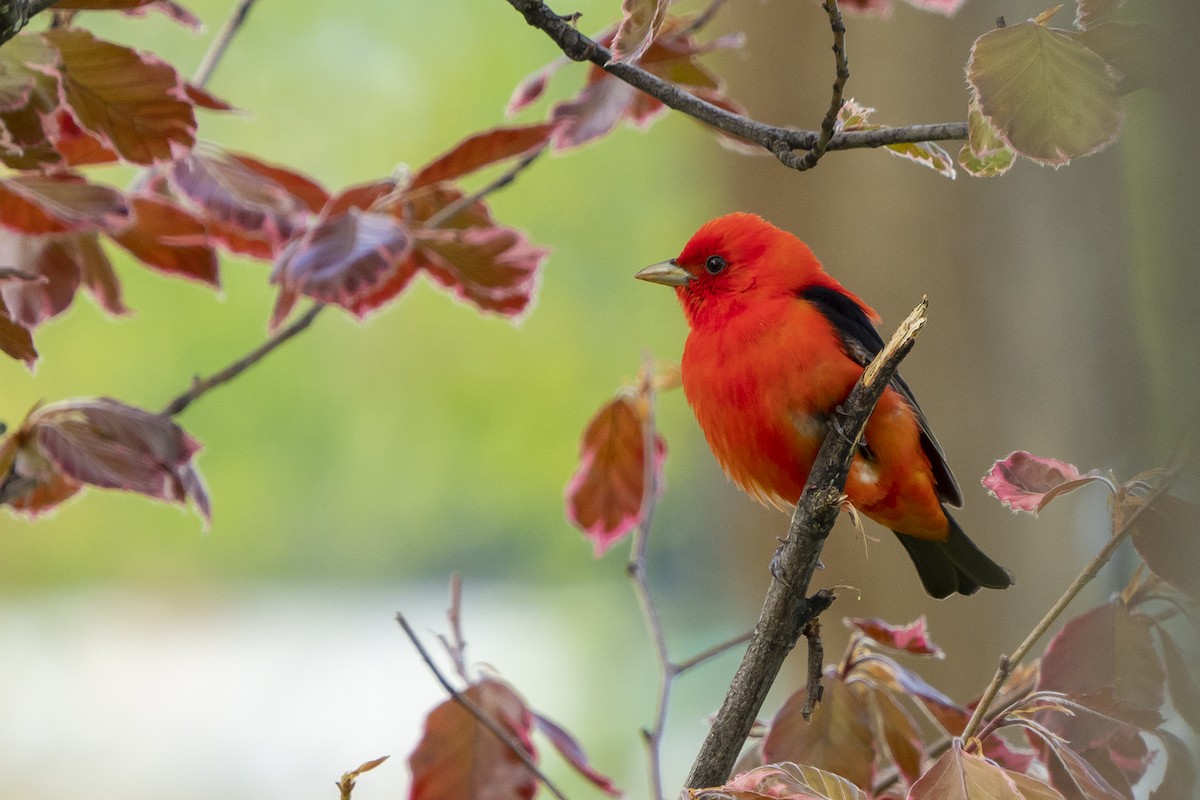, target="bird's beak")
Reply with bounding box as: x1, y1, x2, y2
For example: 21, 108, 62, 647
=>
635, 259, 693, 287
